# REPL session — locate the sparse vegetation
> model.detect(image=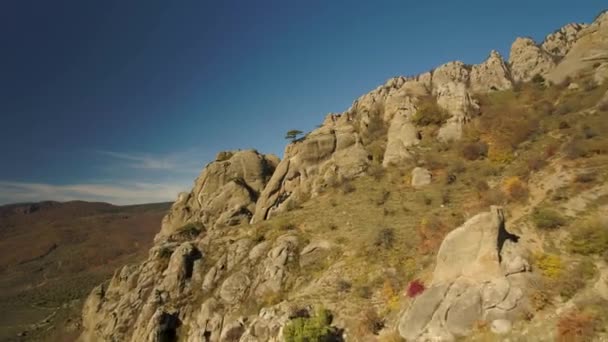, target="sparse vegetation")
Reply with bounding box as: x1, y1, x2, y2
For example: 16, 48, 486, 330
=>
557, 310, 596, 342
567, 216, 608, 257
532, 208, 566, 230
355, 309, 384, 336
283, 308, 338, 342
534, 253, 562, 279
411, 97, 449, 126
375, 228, 395, 250
461, 141, 488, 160
502, 176, 529, 202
